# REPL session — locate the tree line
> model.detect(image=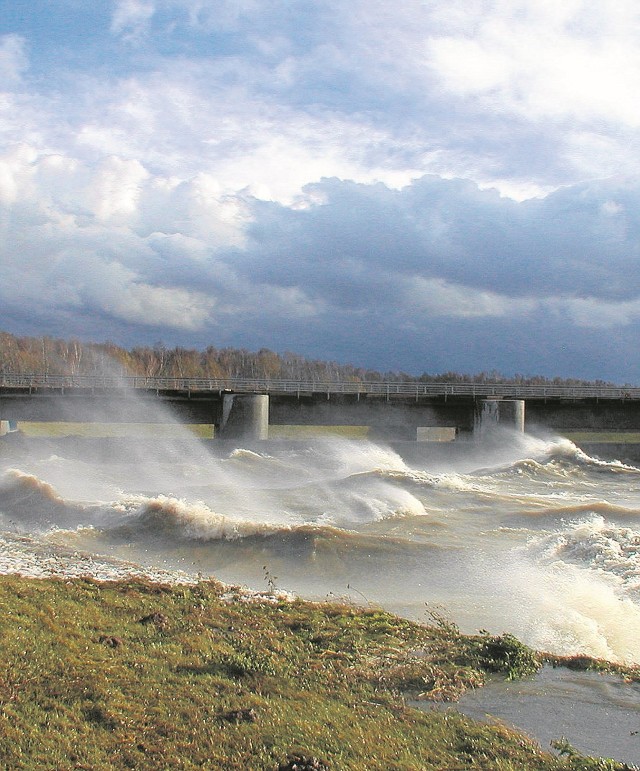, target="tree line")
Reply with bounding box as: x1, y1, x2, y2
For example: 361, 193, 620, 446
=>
0, 331, 618, 387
